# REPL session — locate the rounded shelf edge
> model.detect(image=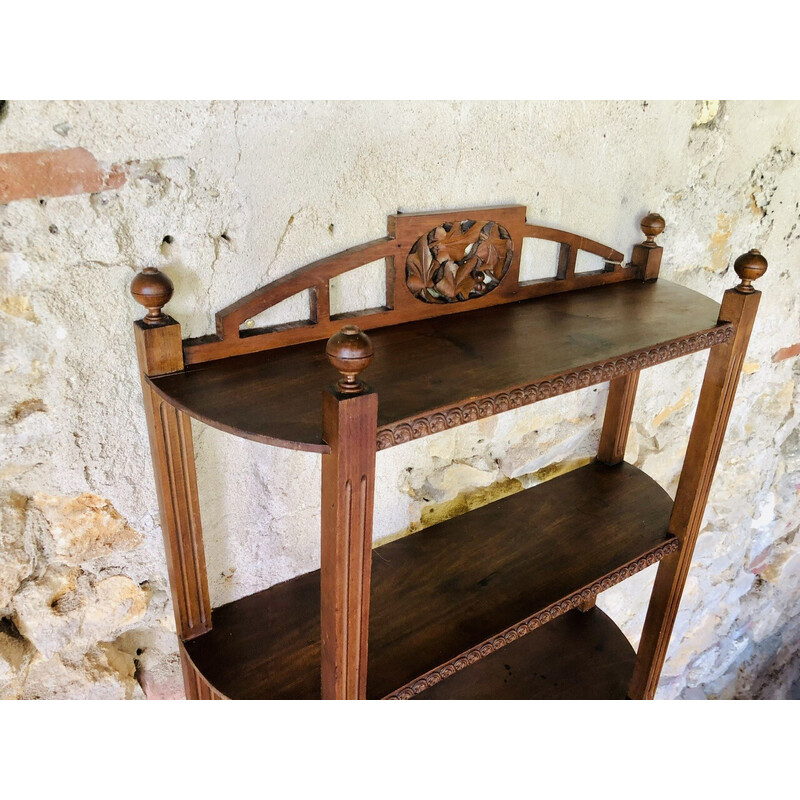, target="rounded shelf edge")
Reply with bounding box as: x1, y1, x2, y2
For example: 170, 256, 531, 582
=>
146, 376, 332, 454
409, 607, 637, 700
178, 641, 230, 700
